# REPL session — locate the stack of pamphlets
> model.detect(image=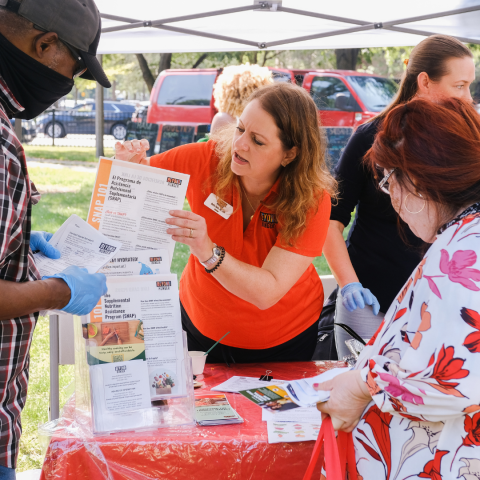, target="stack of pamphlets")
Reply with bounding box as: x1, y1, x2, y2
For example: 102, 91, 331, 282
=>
194, 394, 244, 426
